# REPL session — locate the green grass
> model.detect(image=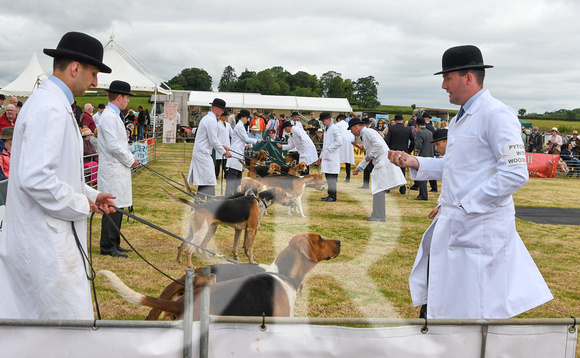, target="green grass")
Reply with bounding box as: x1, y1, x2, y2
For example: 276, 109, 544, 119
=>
74, 92, 153, 113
